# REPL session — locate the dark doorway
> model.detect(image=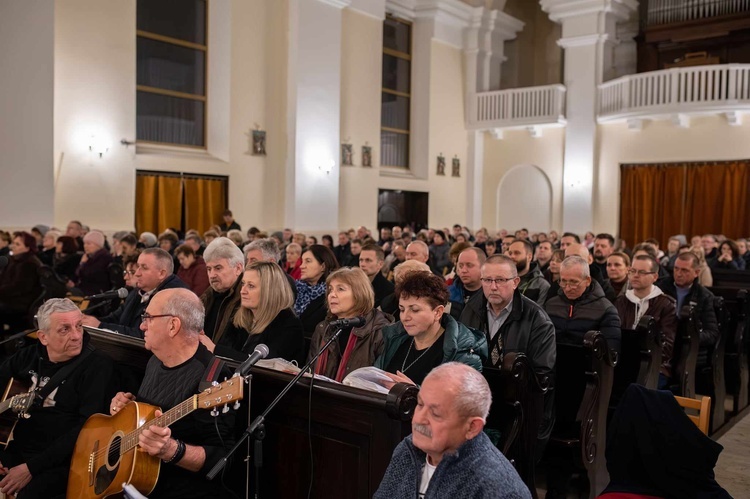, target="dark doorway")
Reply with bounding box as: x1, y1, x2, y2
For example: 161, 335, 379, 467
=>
377, 189, 429, 231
